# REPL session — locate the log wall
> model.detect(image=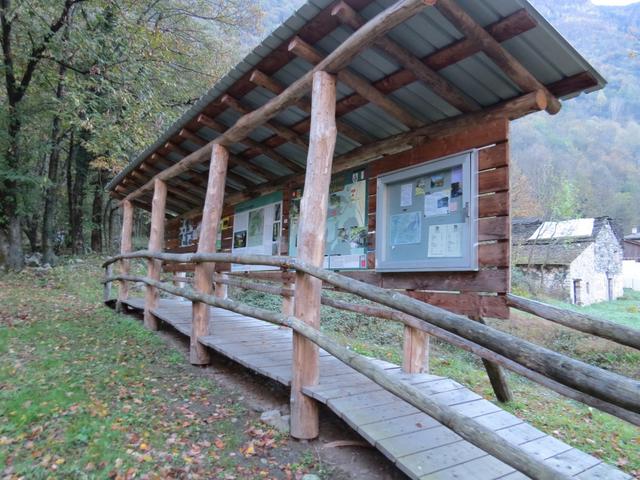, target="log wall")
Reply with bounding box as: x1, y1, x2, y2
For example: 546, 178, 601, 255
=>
162, 119, 511, 318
